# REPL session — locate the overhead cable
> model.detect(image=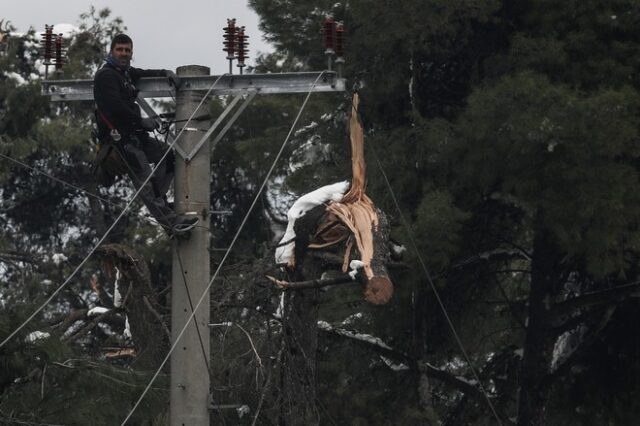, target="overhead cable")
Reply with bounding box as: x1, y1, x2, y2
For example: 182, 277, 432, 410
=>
120, 71, 327, 425
369, 142, 503, 426
0, 74, 226, 350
